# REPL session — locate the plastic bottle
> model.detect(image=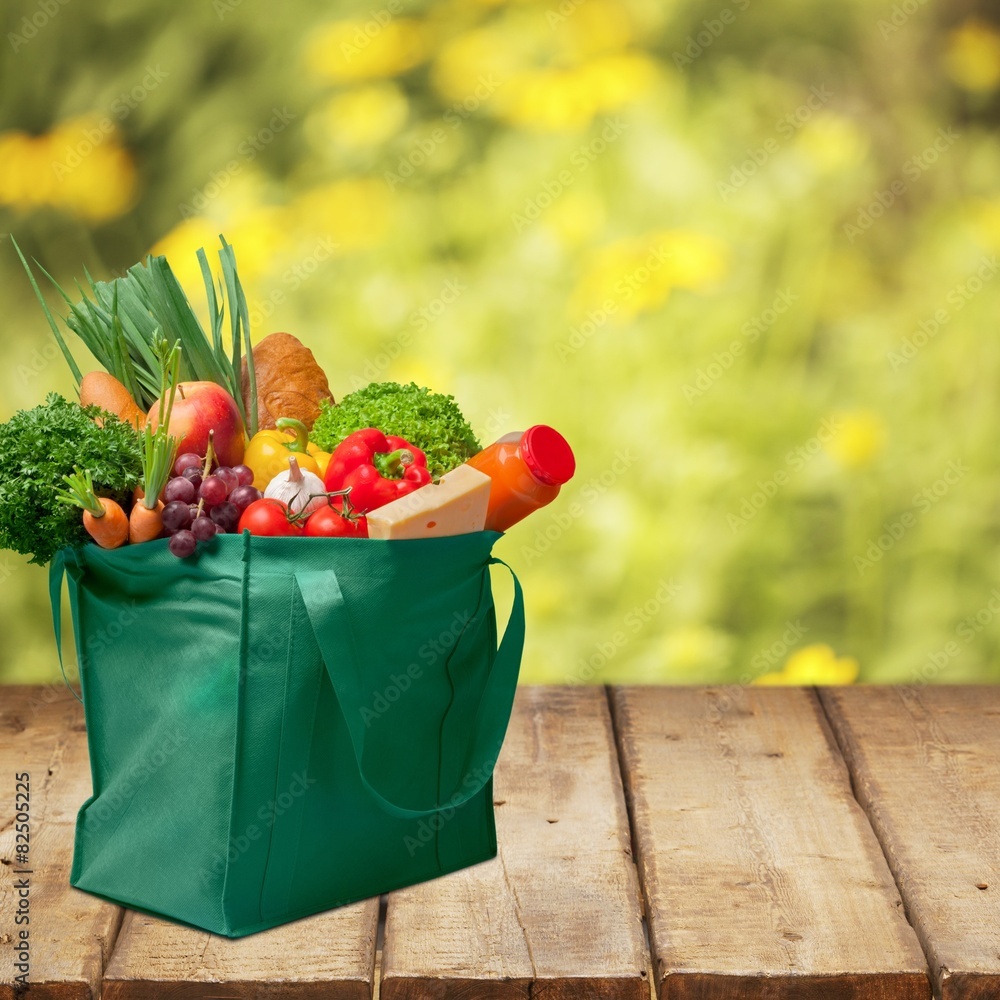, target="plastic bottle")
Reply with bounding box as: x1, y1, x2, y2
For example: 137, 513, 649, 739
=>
466, 425, 575, 532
